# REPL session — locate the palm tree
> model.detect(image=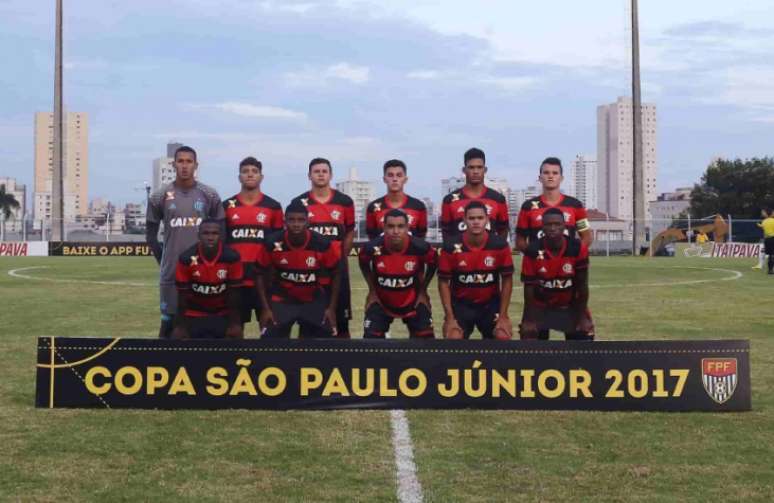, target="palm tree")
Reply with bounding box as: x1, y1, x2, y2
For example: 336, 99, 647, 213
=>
0, 184, 21, 241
